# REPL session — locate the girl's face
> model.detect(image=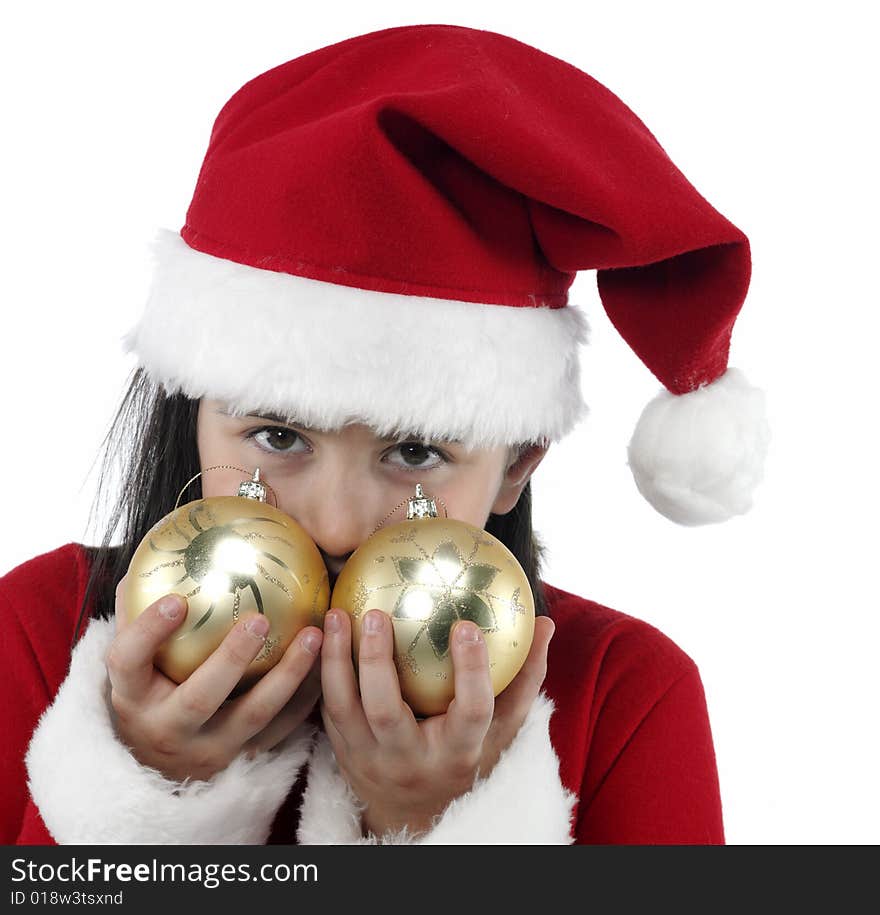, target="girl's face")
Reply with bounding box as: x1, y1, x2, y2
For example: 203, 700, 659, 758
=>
196, 399, 548, 586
